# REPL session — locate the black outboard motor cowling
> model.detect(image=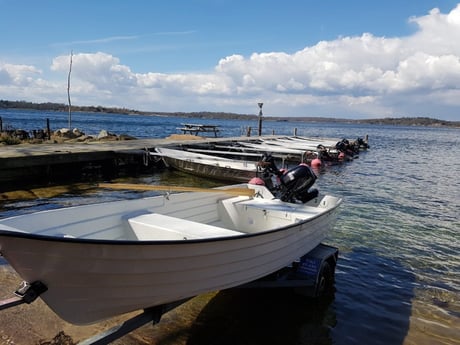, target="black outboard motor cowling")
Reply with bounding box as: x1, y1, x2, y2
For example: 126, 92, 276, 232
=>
257, 153, 282, 190
279, 164, 318, 203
